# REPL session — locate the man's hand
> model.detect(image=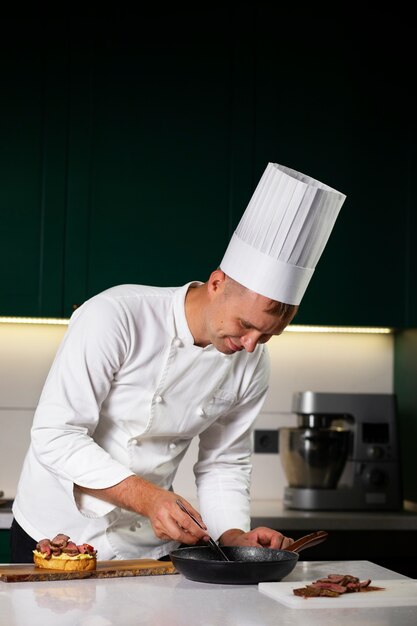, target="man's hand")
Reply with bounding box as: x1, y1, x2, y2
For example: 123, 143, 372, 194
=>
140, 486, 210, 545
219, 526, 293, 550
76, 476, 209, 545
